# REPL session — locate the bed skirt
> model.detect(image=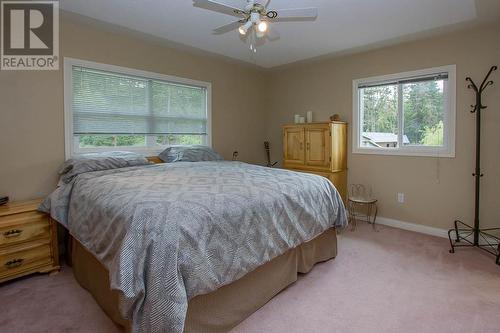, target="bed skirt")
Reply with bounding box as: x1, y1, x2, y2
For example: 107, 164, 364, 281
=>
71, 228, 338, 332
